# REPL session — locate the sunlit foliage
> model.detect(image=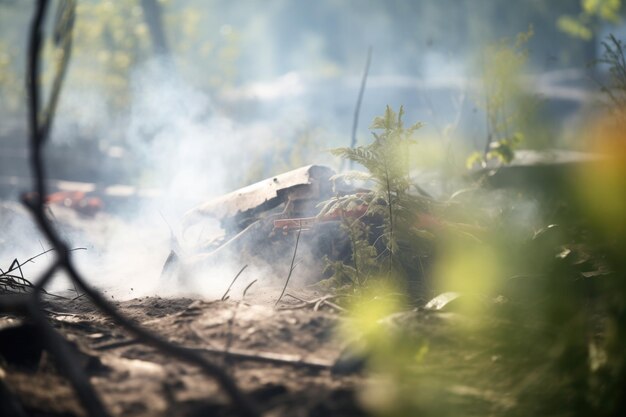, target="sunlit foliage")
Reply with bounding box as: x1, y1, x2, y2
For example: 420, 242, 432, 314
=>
558, 0, 622, 40
467, 27, 534, 169
320, 106, 438, 295
336, 69, 626, 417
